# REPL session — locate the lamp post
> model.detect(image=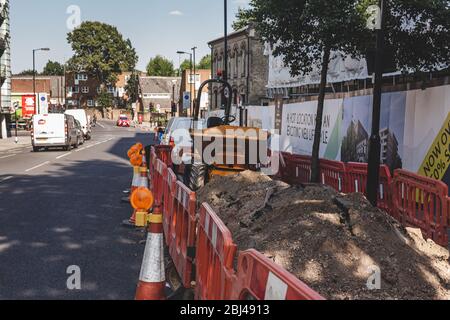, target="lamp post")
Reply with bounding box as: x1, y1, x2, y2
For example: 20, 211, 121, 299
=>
33, 48, 50, 115
177, 50, 193, 116
191, 46, 197, 113
366, 0, 386, 207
